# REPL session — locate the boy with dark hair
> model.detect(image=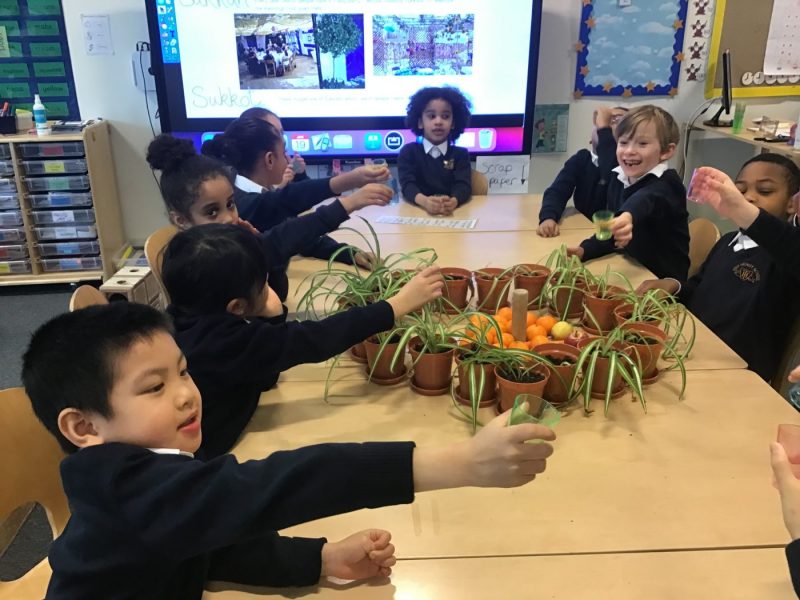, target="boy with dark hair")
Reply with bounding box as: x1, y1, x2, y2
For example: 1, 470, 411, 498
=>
537, 106, 628, 237
22, 302, 555, 599
569, 105, 690, 281
397, 86, 473, 216
638, 155, 800, 381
